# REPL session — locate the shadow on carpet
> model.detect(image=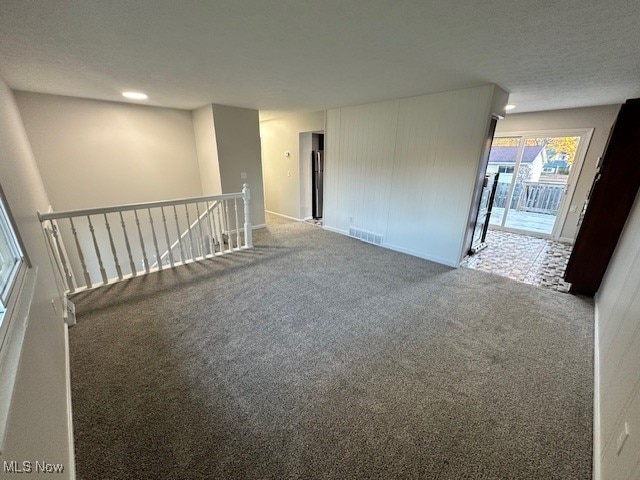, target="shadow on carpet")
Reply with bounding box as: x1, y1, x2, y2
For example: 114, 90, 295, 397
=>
69, 217, 594, 479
